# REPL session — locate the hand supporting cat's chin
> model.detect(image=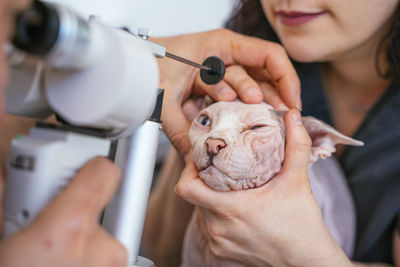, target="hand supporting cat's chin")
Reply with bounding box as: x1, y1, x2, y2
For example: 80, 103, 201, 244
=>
199, 164, 270, 191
